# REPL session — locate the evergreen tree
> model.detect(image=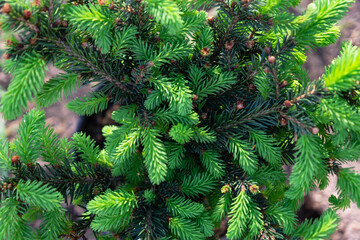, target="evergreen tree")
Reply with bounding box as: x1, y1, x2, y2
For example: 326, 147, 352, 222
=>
0, 0, 359, 239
